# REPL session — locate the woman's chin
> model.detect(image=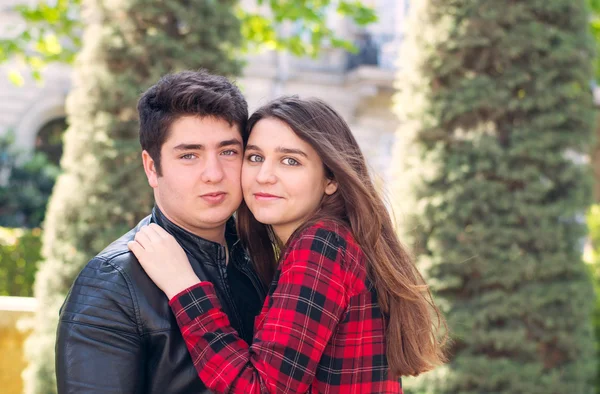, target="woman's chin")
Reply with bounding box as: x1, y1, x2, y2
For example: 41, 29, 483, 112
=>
251, 212, 282, 226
